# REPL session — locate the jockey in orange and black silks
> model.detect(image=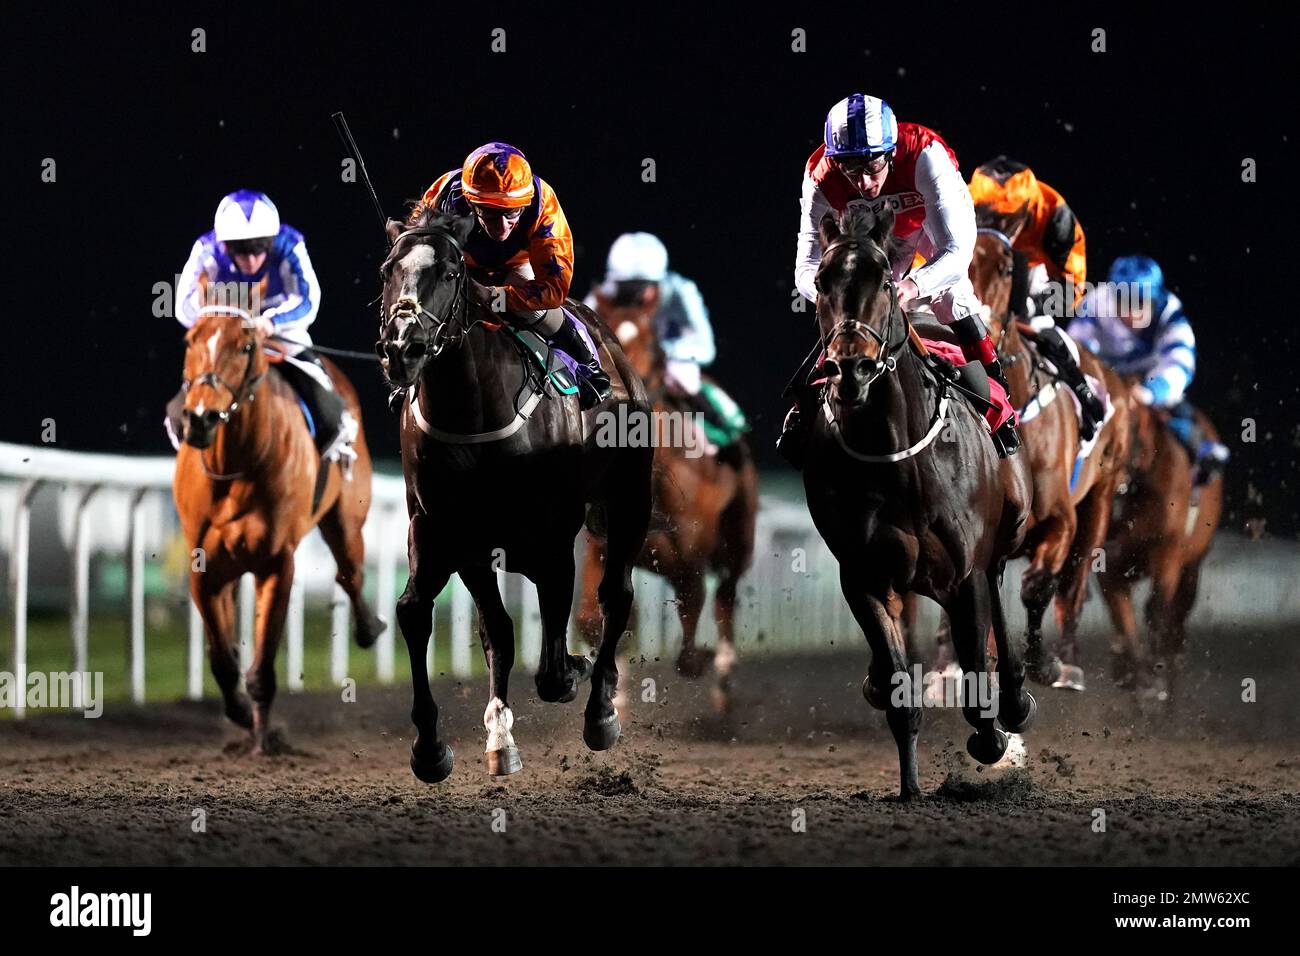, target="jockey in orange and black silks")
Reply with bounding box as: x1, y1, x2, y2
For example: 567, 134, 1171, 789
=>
968, 157, 1107, 440
408, 142, 612, 408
